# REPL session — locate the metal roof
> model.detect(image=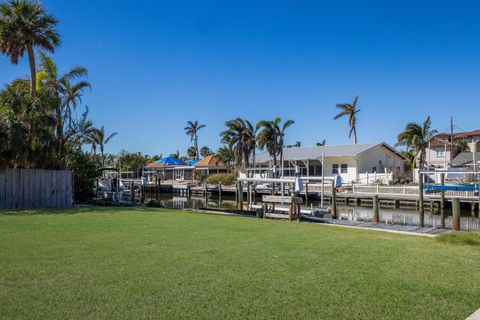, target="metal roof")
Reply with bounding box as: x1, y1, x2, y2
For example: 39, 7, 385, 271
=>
255, 142, 402, 163
451, 152, 480, 167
